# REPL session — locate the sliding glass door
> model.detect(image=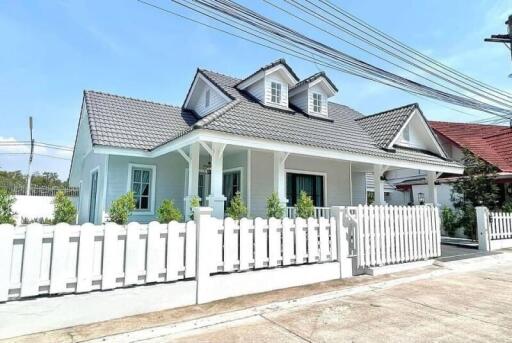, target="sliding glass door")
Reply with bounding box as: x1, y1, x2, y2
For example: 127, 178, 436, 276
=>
286, 172, 324, 207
